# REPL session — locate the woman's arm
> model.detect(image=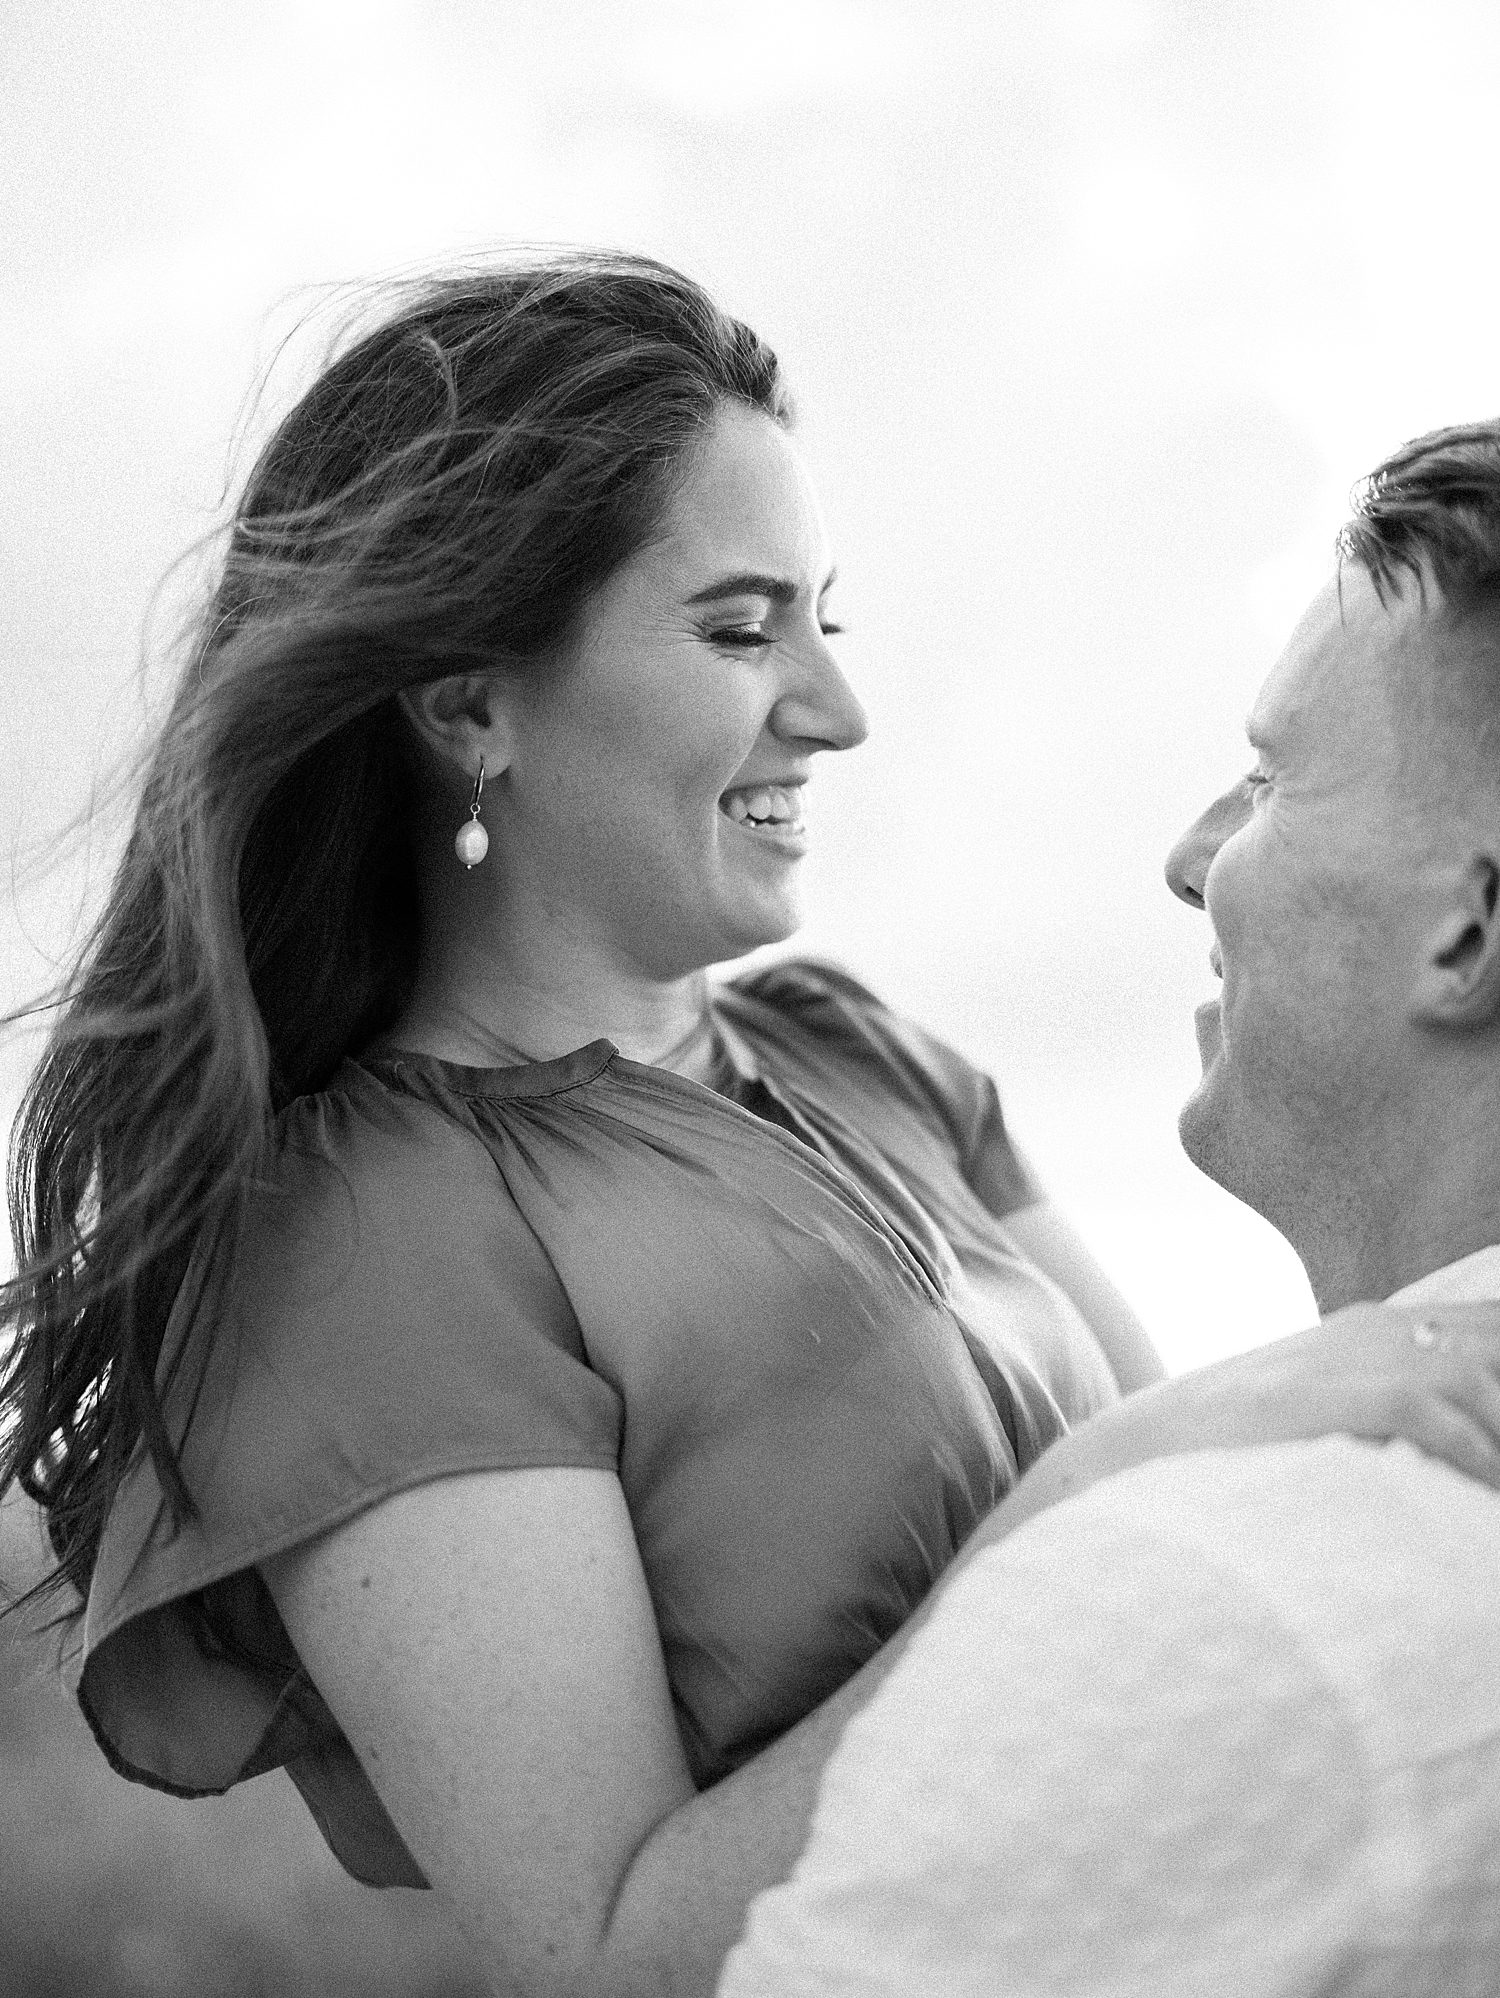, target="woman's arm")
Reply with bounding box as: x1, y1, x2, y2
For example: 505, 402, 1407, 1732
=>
1001, 1192, 1166, 1394
262, 1465, 891, 1998
963, 1116, 1164, 1394
266, 1298, 1500, 1996
263, 1299, 1500, 1998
